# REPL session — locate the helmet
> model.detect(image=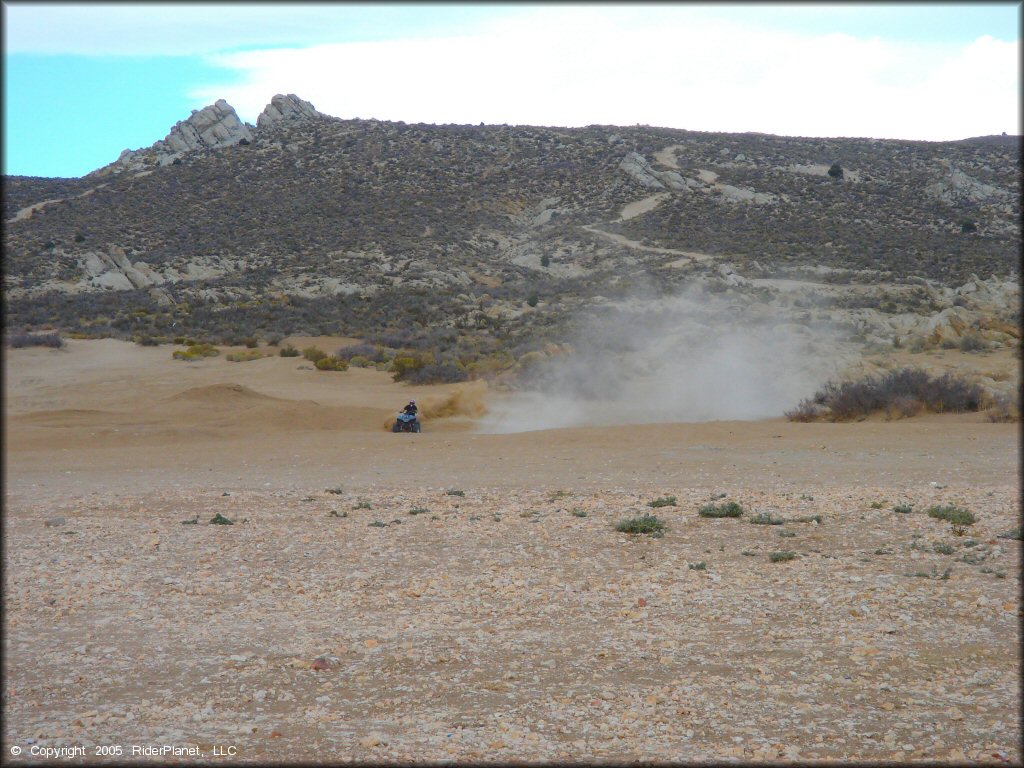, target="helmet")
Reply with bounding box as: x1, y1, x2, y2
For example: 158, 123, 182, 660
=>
409, 401, 416, 405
